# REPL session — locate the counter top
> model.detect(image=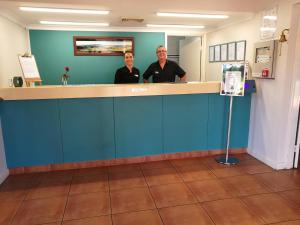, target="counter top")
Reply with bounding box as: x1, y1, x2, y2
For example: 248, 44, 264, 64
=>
0, 82, 220, 100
